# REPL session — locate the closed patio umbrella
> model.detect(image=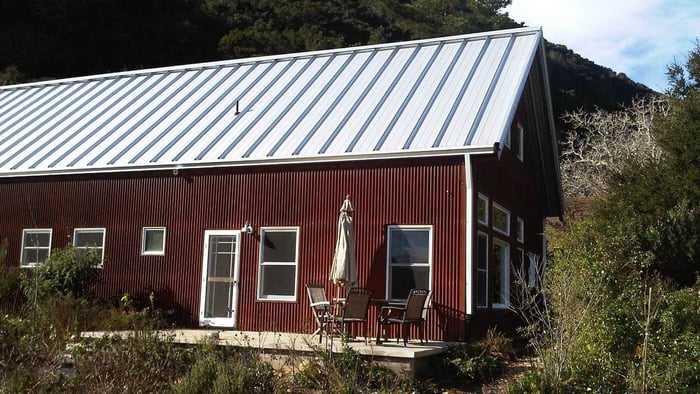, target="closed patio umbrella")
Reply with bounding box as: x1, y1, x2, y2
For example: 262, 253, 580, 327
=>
329, 195, 357, 295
